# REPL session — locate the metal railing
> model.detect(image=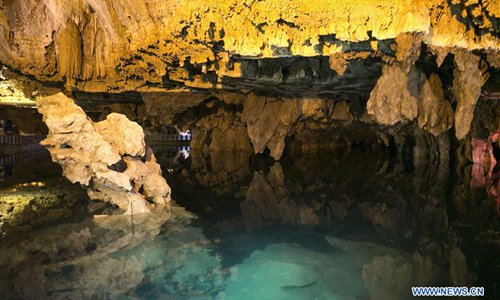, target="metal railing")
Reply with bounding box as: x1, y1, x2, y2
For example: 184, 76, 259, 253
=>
145, 133, 192, 142
0, 133, 193, 144
481, 91, 500, 100
0, 150, 42, 165
0, 135, 44, 145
